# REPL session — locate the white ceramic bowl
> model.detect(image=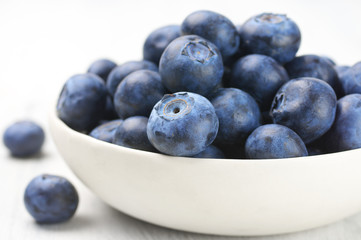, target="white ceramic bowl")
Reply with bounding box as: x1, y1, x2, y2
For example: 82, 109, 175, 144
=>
49, 107, 361, 236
